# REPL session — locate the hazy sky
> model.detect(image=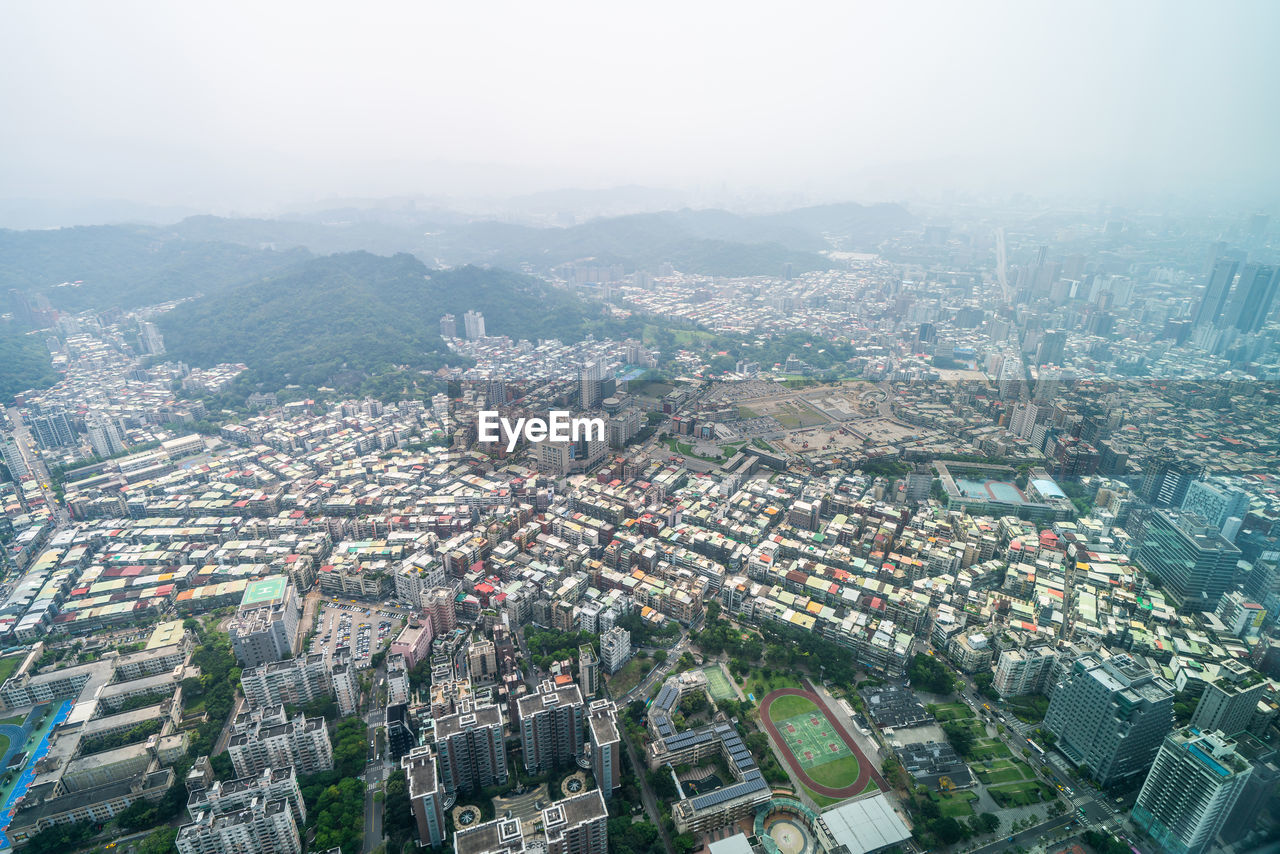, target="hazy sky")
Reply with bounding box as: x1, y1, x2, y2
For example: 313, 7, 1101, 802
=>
3, 1, 1279, 215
